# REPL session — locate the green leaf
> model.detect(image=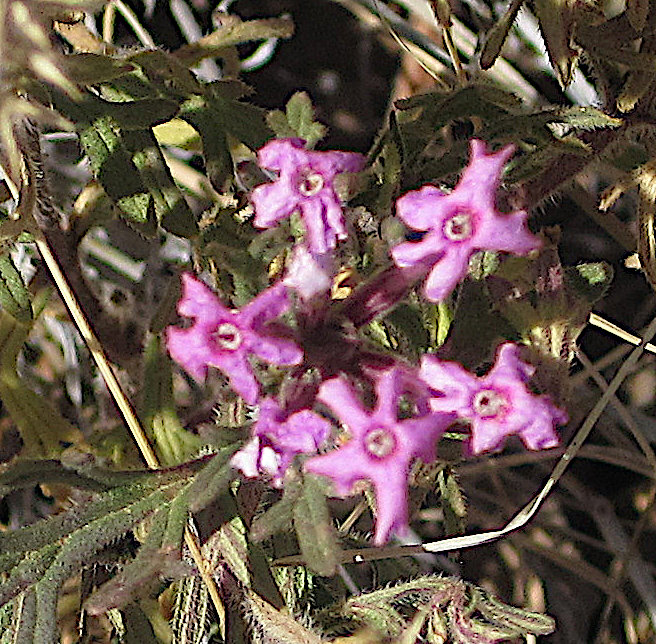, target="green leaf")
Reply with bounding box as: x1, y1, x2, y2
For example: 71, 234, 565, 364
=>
180, 88, 271, 190
61, 53, 137, 86
85, 494, 191, 615
174, 16, 295, 68
266, 92, 327, 148
438, 468, 467, 536
480, 0, 525, 69
0, 465, 200, 643
250, 473, 303, 542
0, 252, 32, 323
0, 307, 84, 456
78, 115, 197, 236
187, 445, 240, 513
293, 475, 339, 576
142, 335, 201, 466
0, 458, 108, 496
